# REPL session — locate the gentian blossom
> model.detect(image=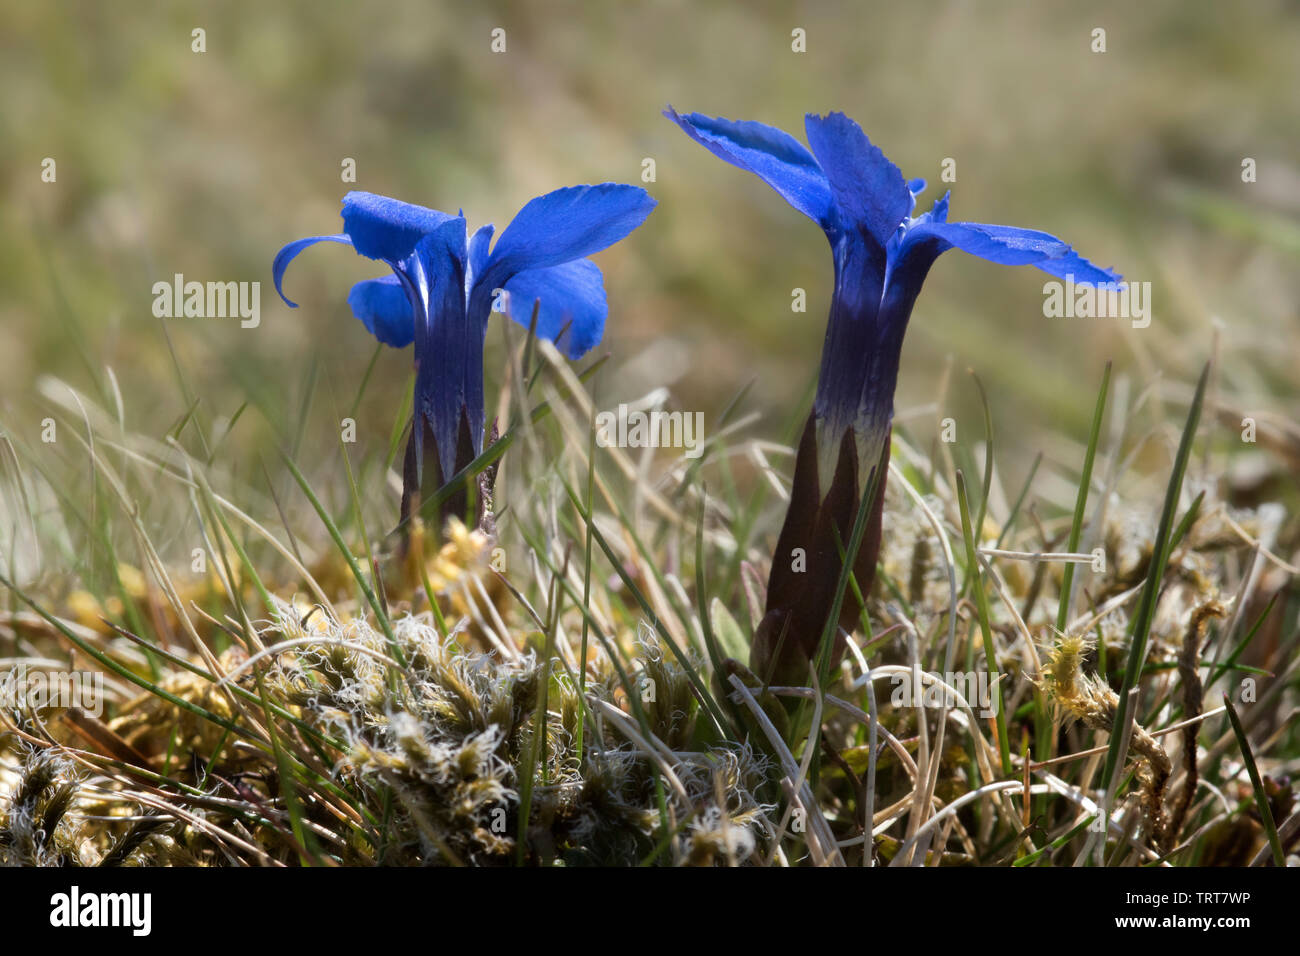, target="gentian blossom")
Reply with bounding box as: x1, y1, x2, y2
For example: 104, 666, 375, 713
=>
274, 186, 655, 528
666, 108, 1120, 684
